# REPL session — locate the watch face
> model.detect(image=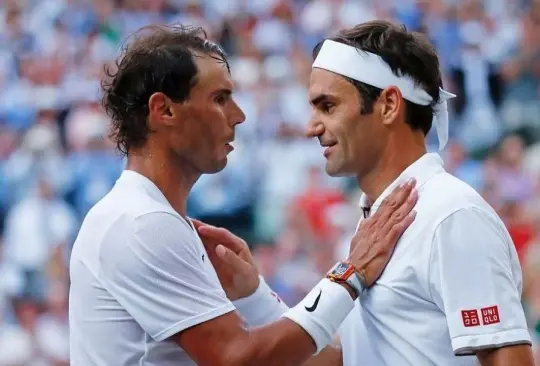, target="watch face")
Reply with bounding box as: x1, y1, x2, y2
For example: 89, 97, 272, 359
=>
334, 262, 349, 276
